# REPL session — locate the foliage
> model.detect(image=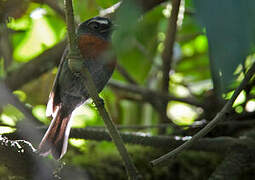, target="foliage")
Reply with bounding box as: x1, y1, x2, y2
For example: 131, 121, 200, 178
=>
194, 0, 255, 93
0, 0, 255, 179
